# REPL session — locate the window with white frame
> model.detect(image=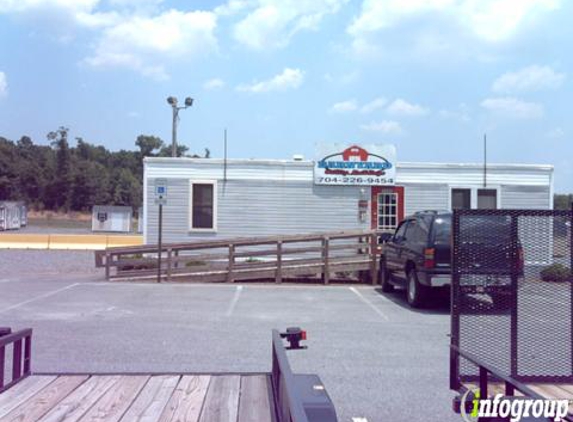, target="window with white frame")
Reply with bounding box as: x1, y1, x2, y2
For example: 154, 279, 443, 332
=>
189, 182, 217, 230
477, 189, 497, 209
377, 192, 398, 230
451, 189, 471, 210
